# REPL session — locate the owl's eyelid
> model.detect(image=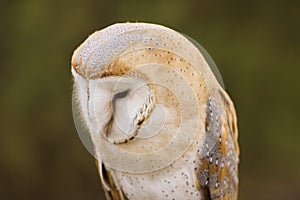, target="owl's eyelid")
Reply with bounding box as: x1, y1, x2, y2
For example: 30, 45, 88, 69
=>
111, 89, 130, 114
112, 89, 130, 103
